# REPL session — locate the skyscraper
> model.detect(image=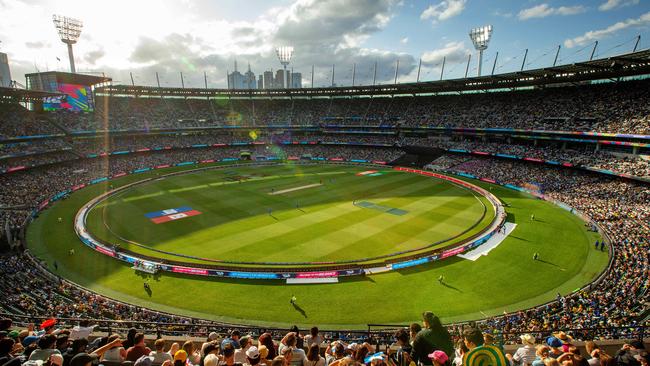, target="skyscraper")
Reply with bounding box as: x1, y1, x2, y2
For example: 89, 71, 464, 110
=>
263, 71, 274, 89
243, 63, 257, 89
0, 53, 11, 88
291, 72, 302, 88
274, 69, 286, 88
